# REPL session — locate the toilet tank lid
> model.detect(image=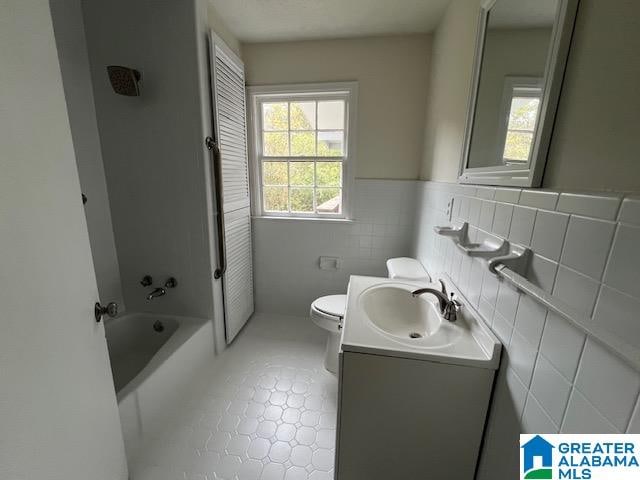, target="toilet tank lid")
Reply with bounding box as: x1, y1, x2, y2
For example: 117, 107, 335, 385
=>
386, 257, 430, 281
